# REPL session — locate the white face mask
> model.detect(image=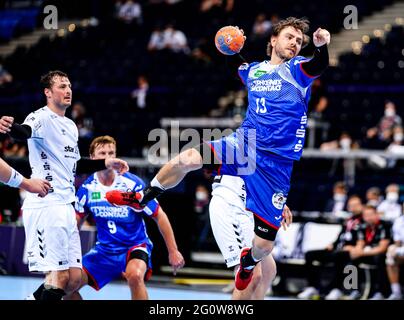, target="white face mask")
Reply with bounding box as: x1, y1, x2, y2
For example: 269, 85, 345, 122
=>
334, 193, 347, 202
386, 192, 399, 202
394, 133, 403, 142
196, 191, 208, 201
367, 199, 379, 206
385, 108, 395, 117
339, 138, 351, 150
